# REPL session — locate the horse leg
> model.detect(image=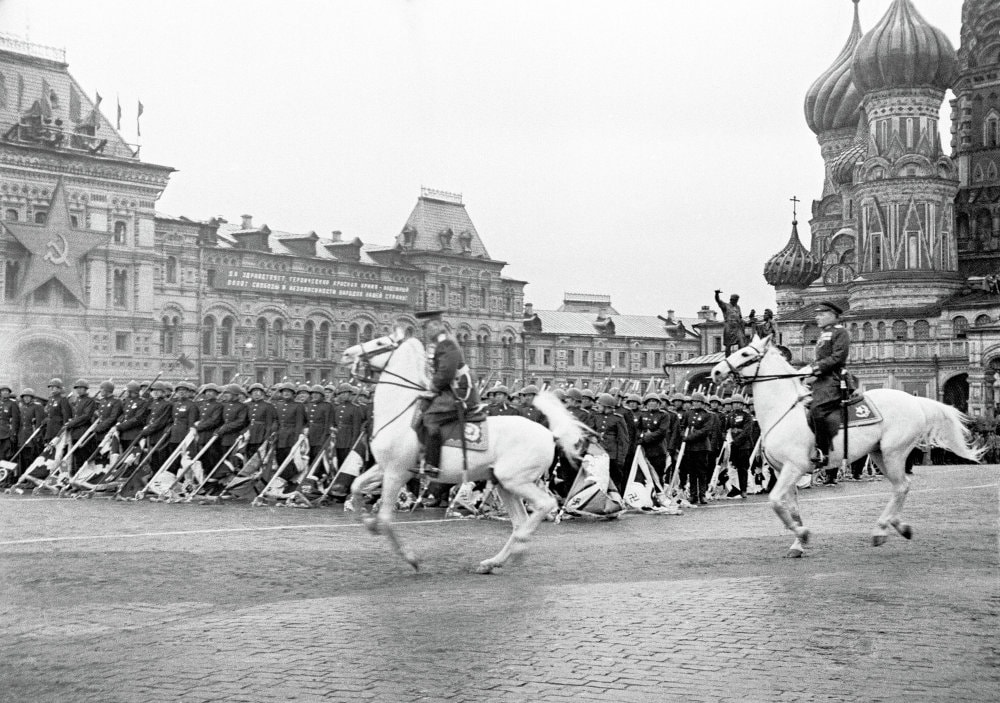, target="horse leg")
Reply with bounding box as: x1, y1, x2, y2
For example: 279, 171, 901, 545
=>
351, 465, 382, 522
370, 467, 420, 570
869, 451, 912, 546
769, 463, 810, 555
785, 487, 806, 558
491, 476, 557, 563
475, 485, 528, 574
